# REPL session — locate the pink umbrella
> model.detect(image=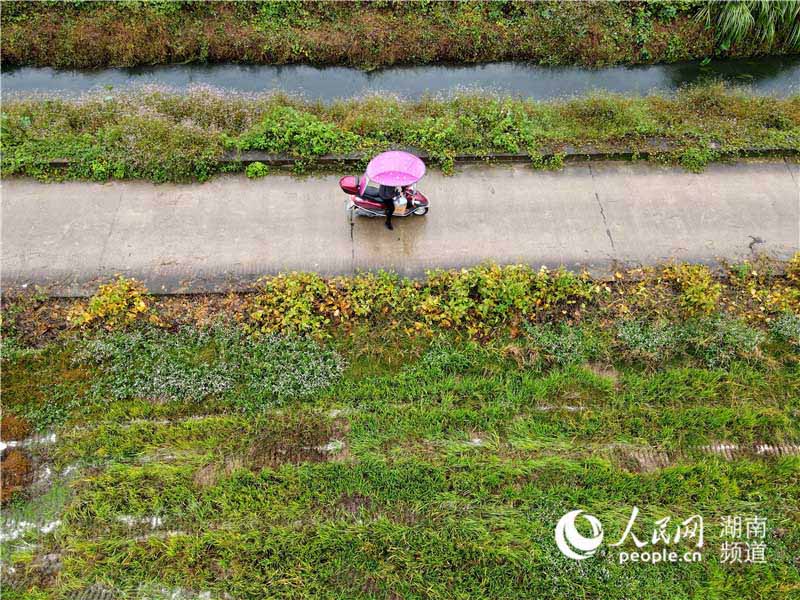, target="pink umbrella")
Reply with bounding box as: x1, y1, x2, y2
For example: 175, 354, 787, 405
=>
365, 151, 426, 186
